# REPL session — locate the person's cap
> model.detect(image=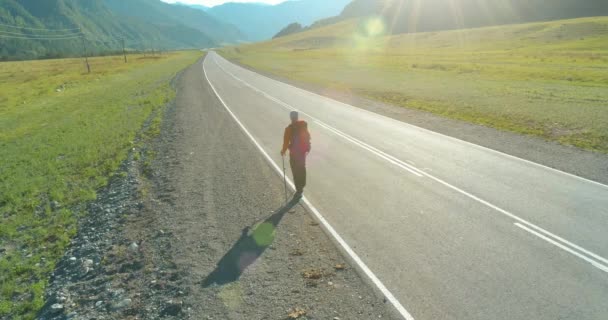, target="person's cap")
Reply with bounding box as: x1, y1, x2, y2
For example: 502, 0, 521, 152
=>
290, 111, 299, 121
